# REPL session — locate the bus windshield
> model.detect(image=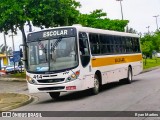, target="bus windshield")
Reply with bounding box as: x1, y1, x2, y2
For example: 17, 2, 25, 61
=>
27, 37, 78, 72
